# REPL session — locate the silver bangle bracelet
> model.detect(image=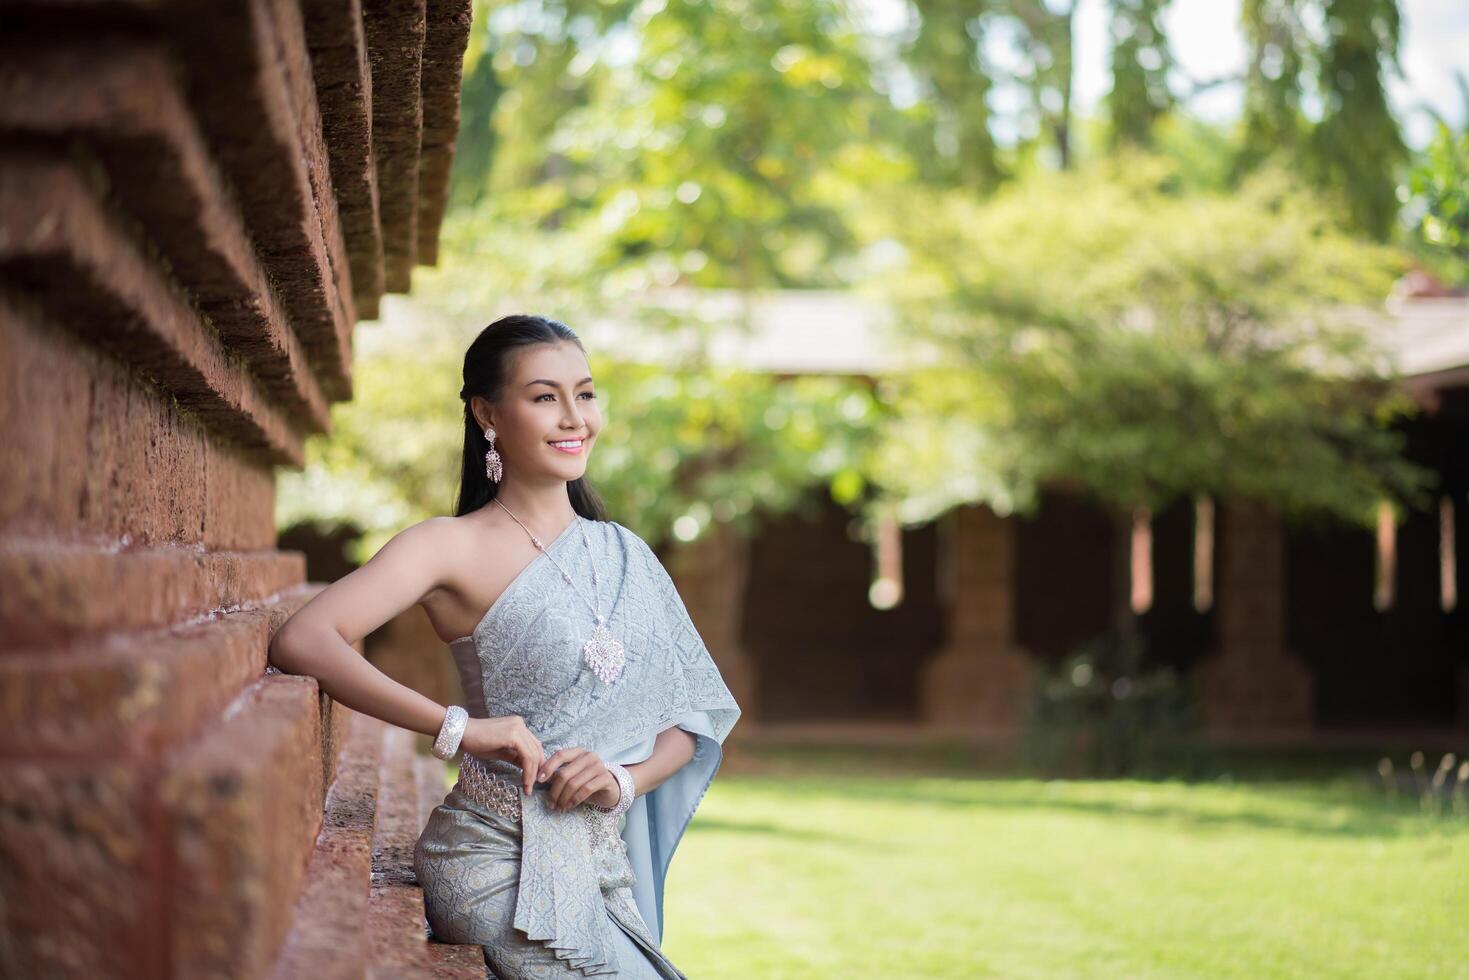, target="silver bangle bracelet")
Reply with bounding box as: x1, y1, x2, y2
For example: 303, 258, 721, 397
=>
588, 762, 635, 816
432, 704, 469, 760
